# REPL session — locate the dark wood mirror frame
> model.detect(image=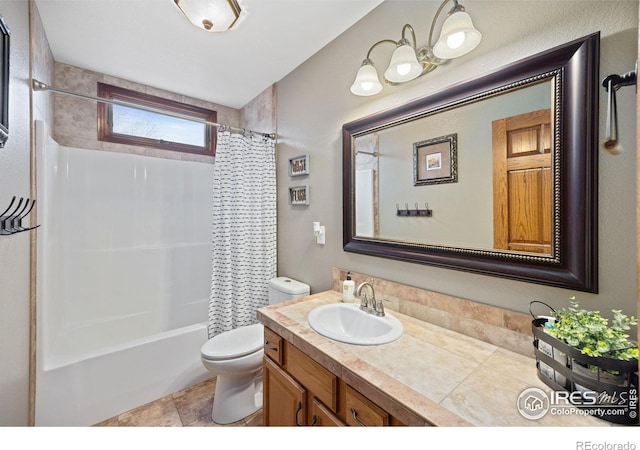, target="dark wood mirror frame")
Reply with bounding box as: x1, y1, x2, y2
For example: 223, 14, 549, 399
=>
342, 33, 599, 293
